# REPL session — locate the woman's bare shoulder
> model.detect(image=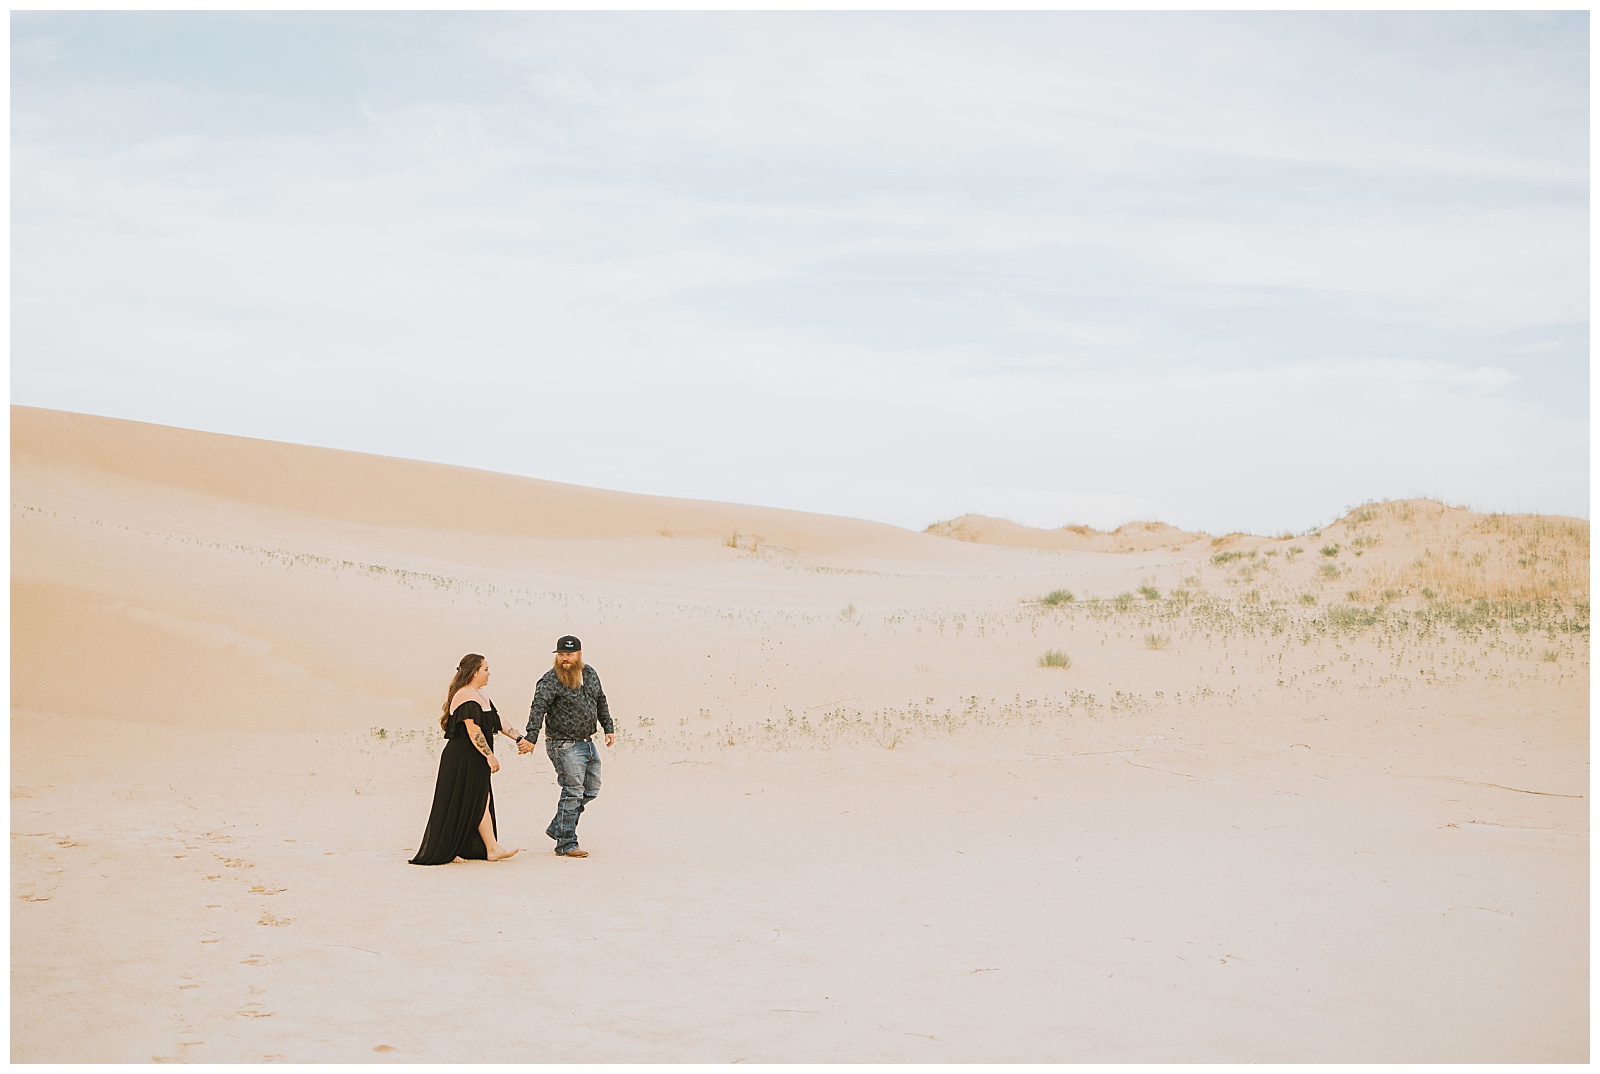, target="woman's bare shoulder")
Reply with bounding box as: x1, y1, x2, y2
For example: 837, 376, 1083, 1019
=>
450, 687, 488, 714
